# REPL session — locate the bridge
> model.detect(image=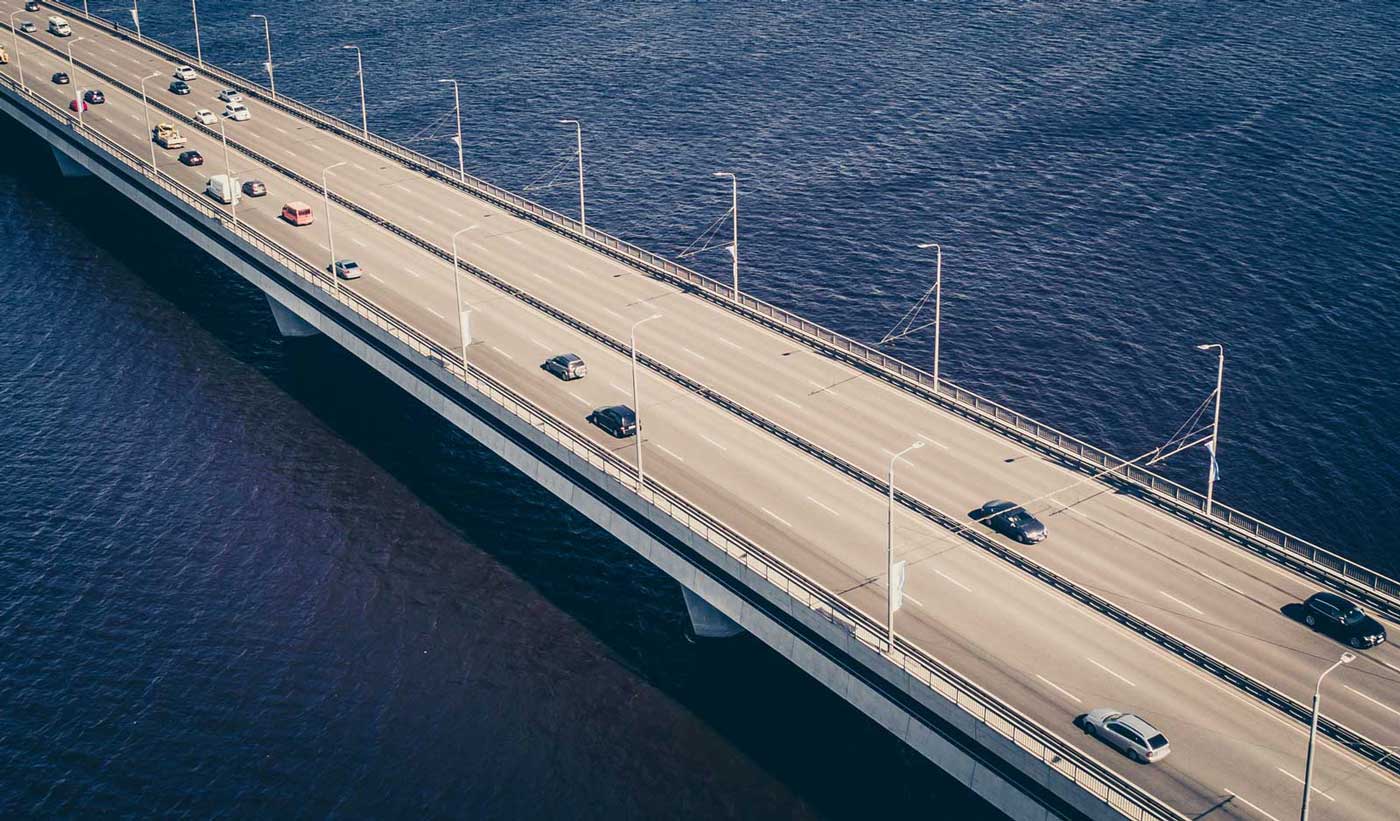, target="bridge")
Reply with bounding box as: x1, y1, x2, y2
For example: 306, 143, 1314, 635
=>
4, 4, 1399, 820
